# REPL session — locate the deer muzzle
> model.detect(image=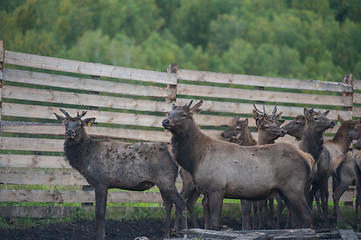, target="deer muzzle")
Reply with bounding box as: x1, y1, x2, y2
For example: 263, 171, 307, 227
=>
66, 129, 75, 138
